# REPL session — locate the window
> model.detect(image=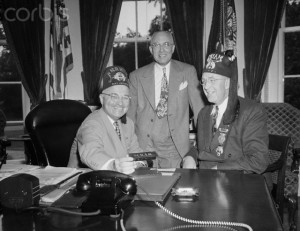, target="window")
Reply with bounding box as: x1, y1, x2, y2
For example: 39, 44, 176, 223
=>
0, 22, 23, 124
113, 0, 173, 74
283, 0, 300, 109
